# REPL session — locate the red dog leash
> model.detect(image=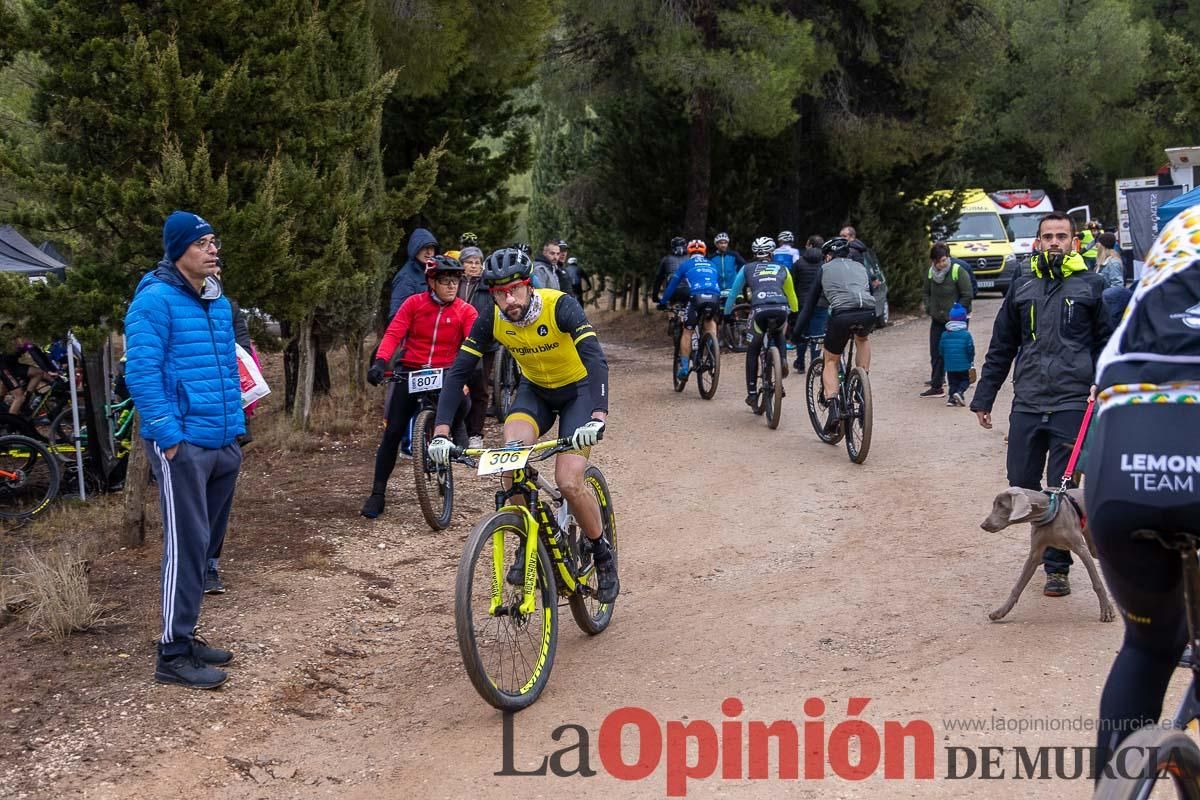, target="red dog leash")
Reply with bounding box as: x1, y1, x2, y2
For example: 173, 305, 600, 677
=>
1060, 397, 1096, 491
